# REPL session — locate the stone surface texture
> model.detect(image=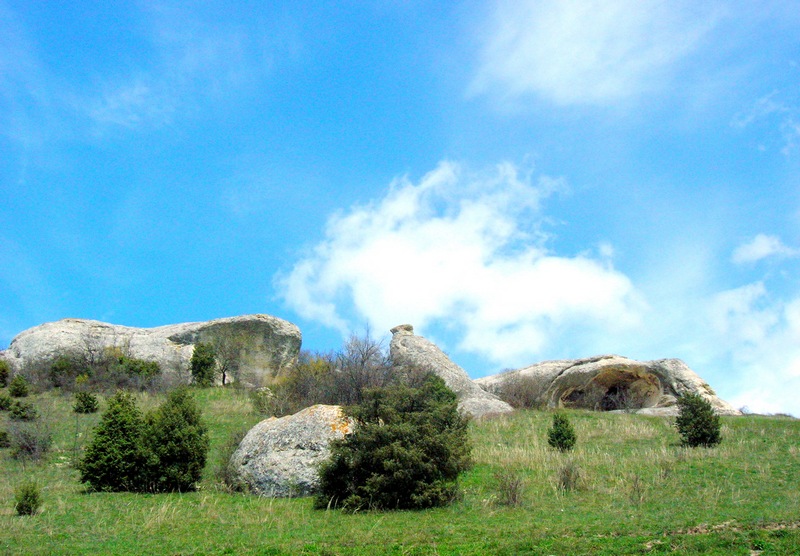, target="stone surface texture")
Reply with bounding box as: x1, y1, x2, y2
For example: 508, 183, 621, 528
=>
229, 404, 353, 497
389, 324, 513, 419
0, 314, 301, 384
476, 354, 740, 415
